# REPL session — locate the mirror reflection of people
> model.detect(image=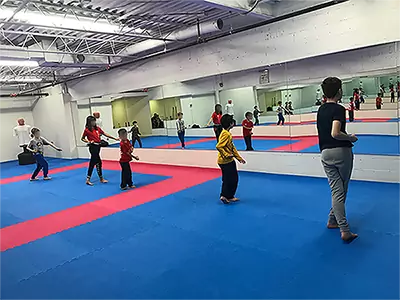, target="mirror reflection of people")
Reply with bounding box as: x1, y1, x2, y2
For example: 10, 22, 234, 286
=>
216, 114, 246, 205
276, 101, 285, 125
390, 85, 395, 103
253, 106, 263, 125
129, 121, 142, 148
353, 89, 360, 110
225, 99, 234, 116
93, 112, 102, 128
176, 112, 186, 149
376, 93, 383, 109
397, 81, 400, 101
379, 84, 385, 95
242, 112, 254, 151
317, 77, 358, 243
359, 88, 365, 103
207, 104, 223, 141
348, 97, 355, 122
27, 127, 62, 181
151, 113, 164, 129
81, 116, 118, 186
